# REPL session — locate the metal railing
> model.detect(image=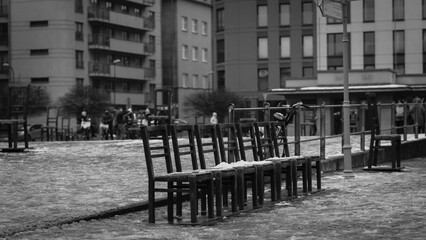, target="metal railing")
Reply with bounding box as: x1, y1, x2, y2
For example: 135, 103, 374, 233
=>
228, 101, 425, 161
